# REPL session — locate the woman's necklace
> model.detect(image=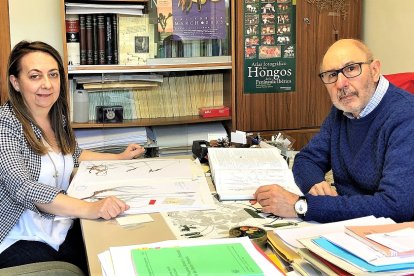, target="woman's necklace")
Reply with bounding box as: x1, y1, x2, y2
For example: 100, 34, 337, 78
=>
46, 151, 65, 187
